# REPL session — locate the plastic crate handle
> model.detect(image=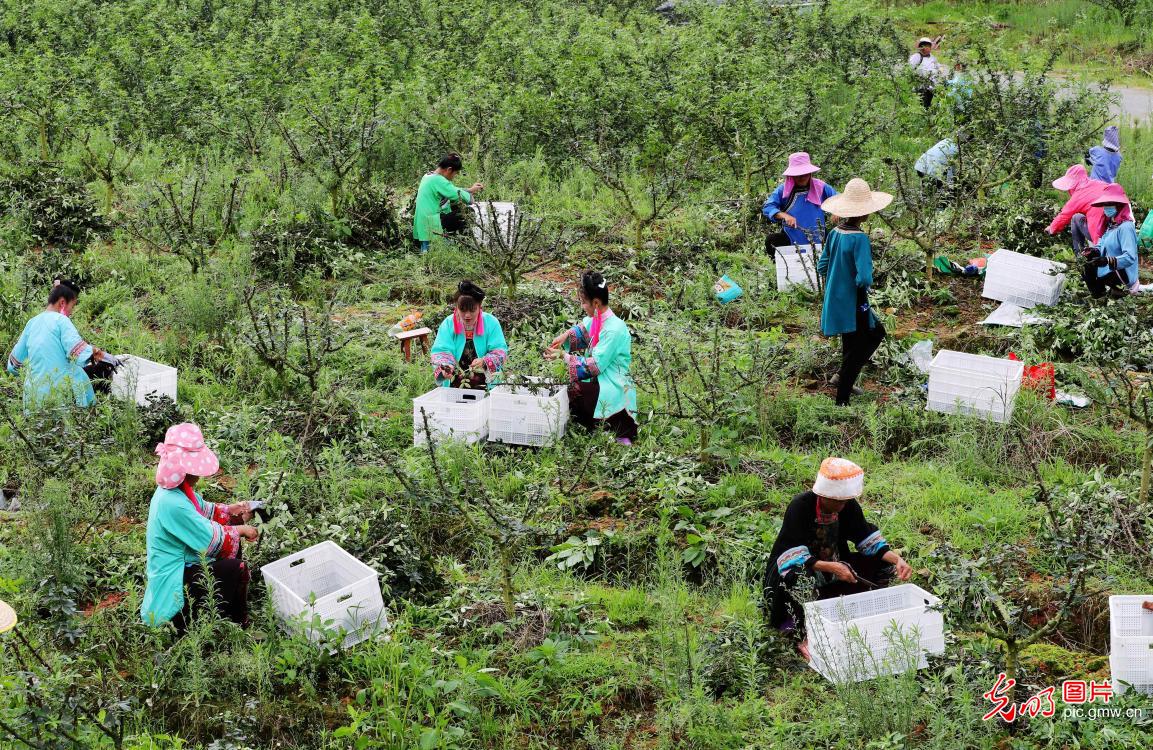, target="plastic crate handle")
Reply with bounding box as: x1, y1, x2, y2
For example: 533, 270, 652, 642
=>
289, 556, 308, 568
462, 392, 480, 402
337, 593, 353, 604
